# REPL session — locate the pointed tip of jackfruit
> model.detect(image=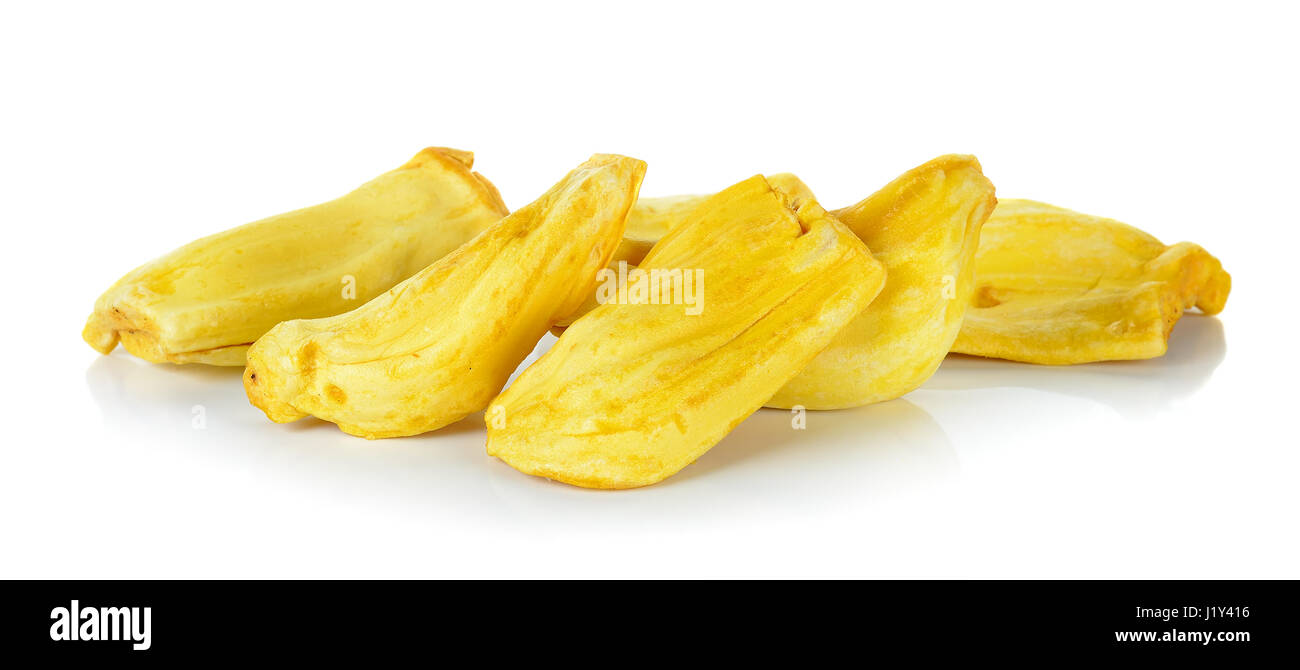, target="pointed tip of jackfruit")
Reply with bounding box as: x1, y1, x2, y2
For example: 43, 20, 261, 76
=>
579, 154, 649, 188
82, 312, 119, 355
1198, 269, 1231, 315
944, 153, 982, 169
402, 147, 475, 171
243, 340, 310, 424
